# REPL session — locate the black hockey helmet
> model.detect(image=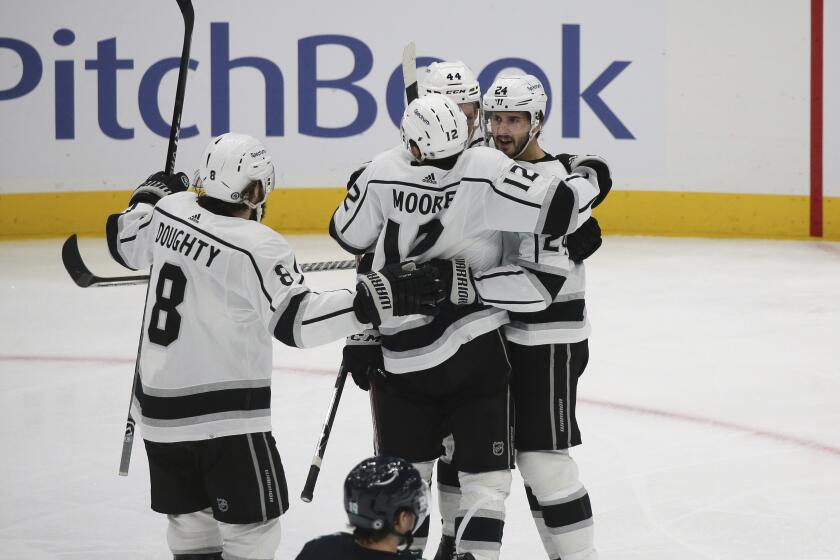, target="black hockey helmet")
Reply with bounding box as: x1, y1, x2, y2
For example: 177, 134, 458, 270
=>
344, 456, 429, 532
